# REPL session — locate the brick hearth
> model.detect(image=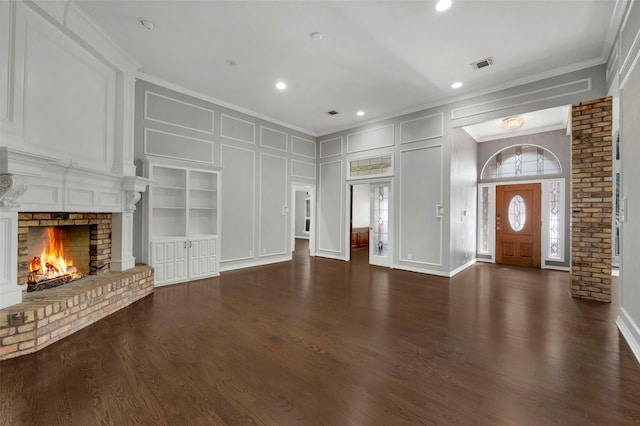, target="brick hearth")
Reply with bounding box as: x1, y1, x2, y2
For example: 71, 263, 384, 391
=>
0, 265, 153, 360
